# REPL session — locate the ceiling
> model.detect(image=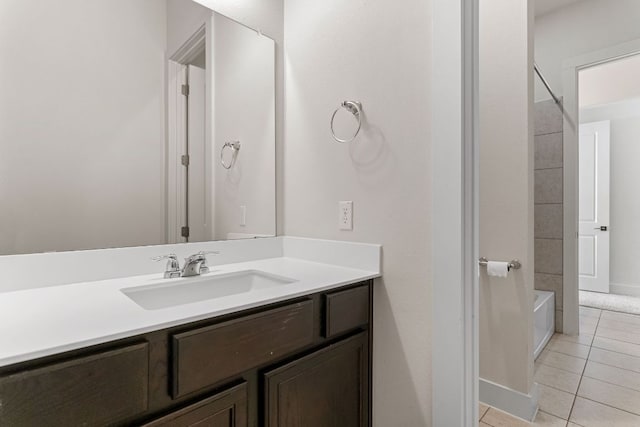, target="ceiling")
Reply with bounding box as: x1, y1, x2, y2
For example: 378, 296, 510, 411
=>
535, 0, 588, 17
